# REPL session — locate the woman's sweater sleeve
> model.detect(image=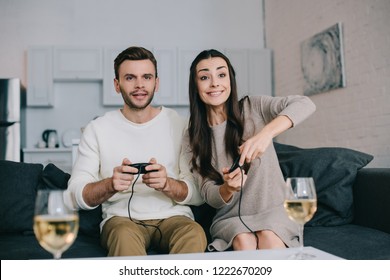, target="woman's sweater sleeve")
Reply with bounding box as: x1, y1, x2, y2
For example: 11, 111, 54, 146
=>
251, 95, 316, 126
